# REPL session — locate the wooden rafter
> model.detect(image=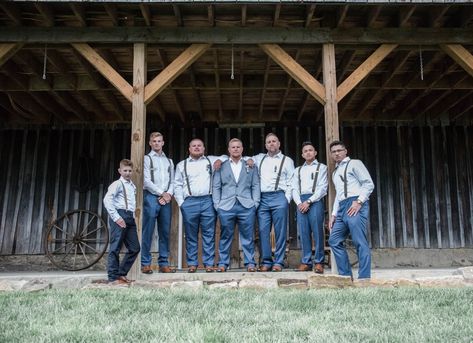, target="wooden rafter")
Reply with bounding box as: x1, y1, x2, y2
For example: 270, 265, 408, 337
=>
189, 65, 204, 121
367, 6, 381, 28
273, 4, 281, 27
0, 43, 24, 68
430, 6, 450, 28
0, 3, 22, 26
241, 5, 247, 27
297, 52, 322, 122
173, 5, 183, 27
337, 5, 349, 28
52, 91, 87, 121
34, 3, 54, 27
46, 50, 76, 89
71, 48, 125, 121
69, 4, 86, 27
145, 44, 210, 105
213, 49, 223, 120
239, 50, 244, 120
278, 50, 301, 120
399, 5, 416, 28
155, 48, 185, 123
208, 5, 215, 27
104, 4, 119, 27
336, 50, 356, 84
260, 44, 325, 105
337, 44, 397, 102
259, 56, 271, 118
441, 44, 473, 79
305, 5, 316, 28
139, 4, 151, 27
71, 43, 133, 102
